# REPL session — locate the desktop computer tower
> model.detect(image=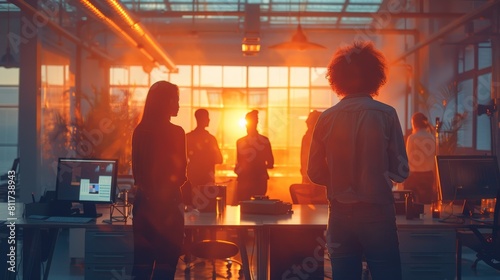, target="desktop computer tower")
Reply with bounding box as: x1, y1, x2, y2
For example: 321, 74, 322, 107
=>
269, 228, 325, 279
